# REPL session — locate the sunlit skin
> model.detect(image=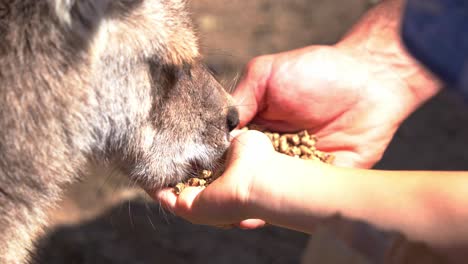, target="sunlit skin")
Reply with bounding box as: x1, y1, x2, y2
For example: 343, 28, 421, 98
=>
154, 0, 468, 262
